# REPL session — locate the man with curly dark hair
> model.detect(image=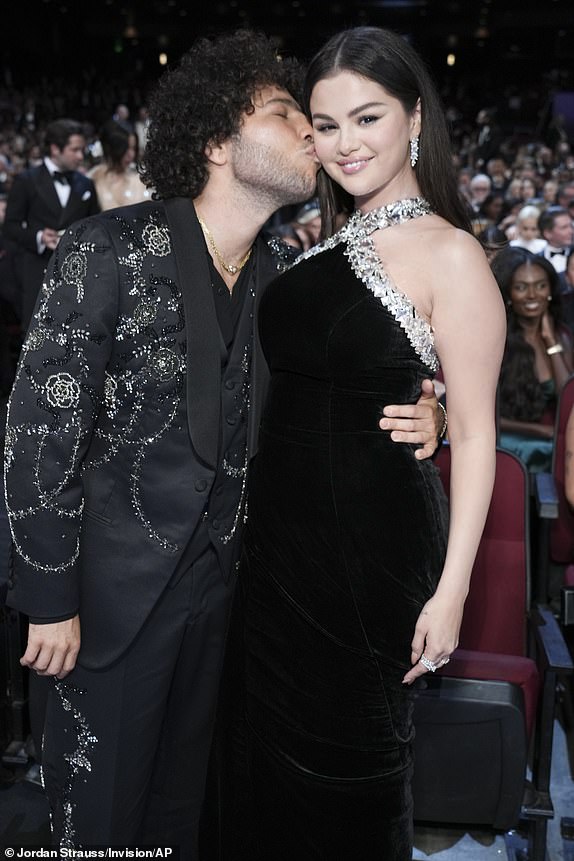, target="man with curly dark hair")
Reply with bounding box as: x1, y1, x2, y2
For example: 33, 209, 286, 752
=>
4, 29, 442, 856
